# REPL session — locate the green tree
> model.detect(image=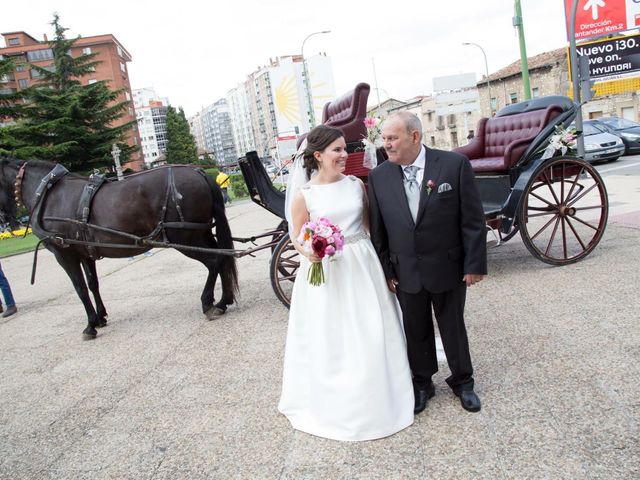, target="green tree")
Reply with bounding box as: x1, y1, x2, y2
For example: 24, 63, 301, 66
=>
0, 14, 137, 171
165, 105, 198, 164
201, 152, 217, 166
0, 57, 24, 120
